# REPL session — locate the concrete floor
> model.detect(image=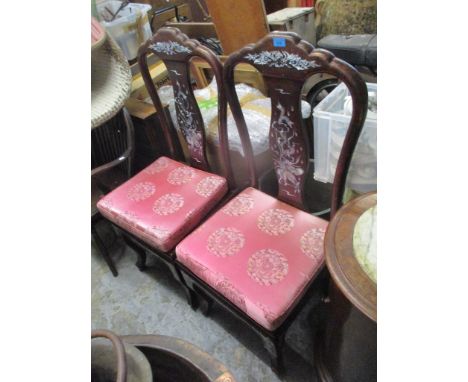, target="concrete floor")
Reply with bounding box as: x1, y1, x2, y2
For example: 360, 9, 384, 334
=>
92, 222, 322, 382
